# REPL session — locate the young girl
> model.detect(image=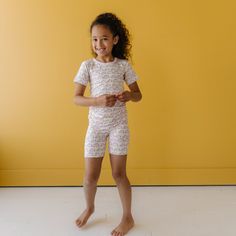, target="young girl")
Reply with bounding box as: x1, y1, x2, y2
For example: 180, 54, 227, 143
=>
73, 12, 142, 236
